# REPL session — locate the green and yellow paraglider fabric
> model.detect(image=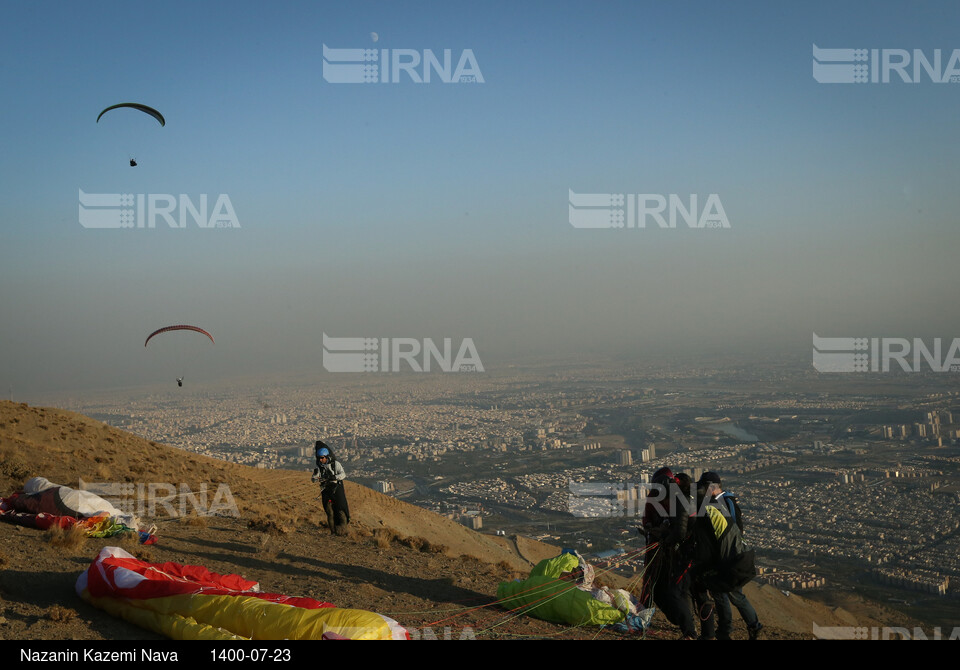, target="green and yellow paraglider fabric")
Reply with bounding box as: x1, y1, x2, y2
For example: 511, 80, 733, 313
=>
496, 550, 630, 627
77, 547, 409, 640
